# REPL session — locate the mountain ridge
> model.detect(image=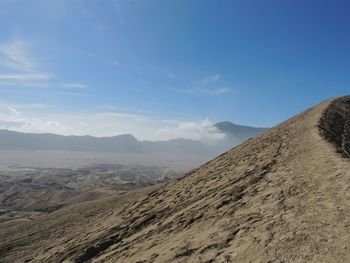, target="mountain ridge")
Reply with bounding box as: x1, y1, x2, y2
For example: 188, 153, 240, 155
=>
1, 97, 349, 262
0, 121, 267, 155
